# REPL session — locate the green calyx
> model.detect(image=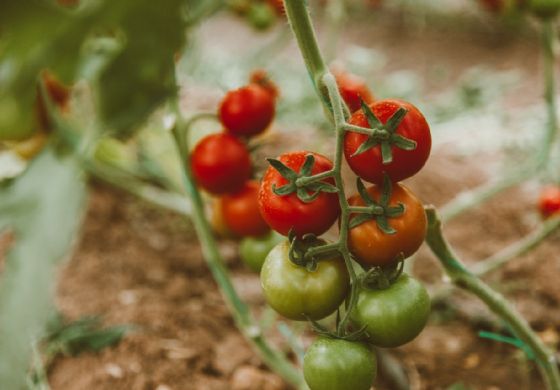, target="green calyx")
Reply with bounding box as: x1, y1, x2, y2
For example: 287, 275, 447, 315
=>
268, 154, 338, 203
287, 230, 339, 271
351, 99, 416, 164
349, 175, 405, 234
360, 258, 405, 290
